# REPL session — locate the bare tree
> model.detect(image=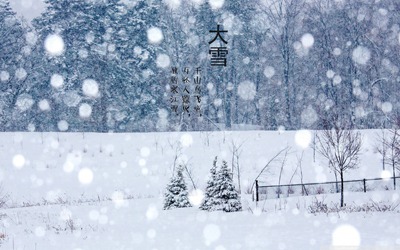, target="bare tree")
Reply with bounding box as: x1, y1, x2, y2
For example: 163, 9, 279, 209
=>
230, 139, 245, 194
182, 162, 197, 190
251, 146, 291, 199
385, 128, 400, 190
277, 148, 290, 198
259, 0, 304, 128
375, 129, 388, 171
315, 128, 362, 207
375, 126, 400, 190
